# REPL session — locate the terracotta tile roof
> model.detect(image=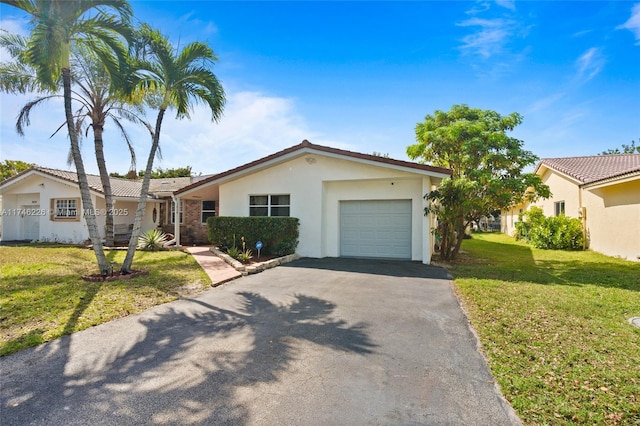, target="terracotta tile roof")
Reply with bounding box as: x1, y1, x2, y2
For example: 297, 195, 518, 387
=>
537, 154, 640, 185
175, 140, 452, 195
